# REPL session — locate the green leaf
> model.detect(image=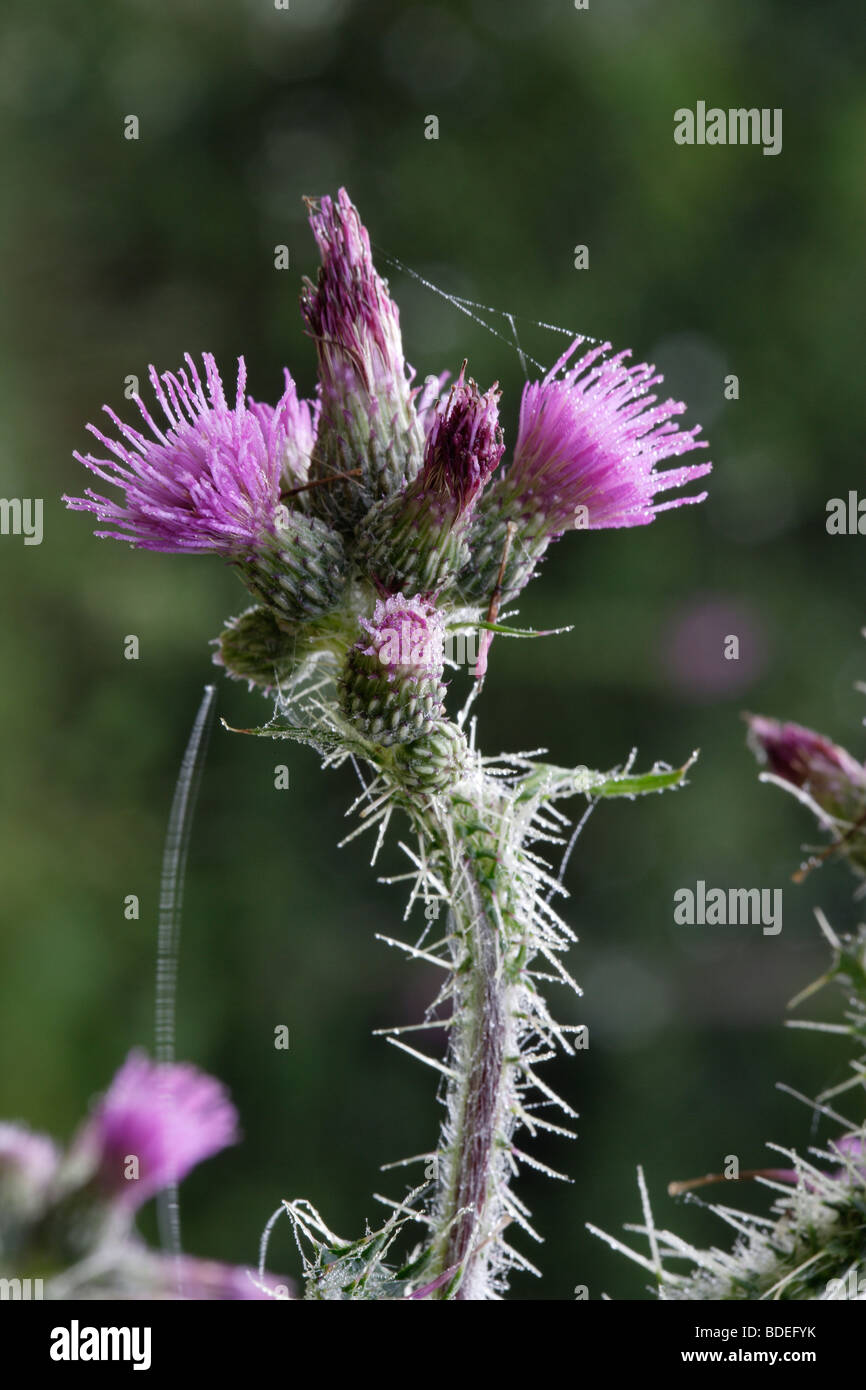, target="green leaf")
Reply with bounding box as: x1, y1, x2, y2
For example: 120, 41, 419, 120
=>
220, 716, 349, 751
591, 755, 698, 798
517, 751, 698, 805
